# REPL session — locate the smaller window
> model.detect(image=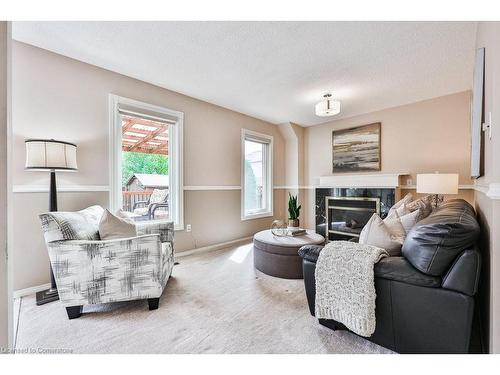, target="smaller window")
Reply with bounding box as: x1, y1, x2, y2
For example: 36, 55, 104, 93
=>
241, 129, 273, 220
